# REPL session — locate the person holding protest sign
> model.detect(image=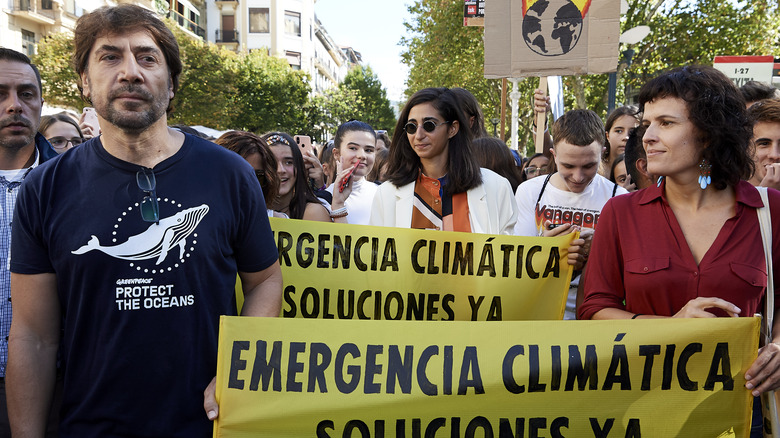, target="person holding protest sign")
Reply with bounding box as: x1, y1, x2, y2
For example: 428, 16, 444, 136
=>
370, 87, 517, 234
579, 66, 780, 438
327, 120, 377, 225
